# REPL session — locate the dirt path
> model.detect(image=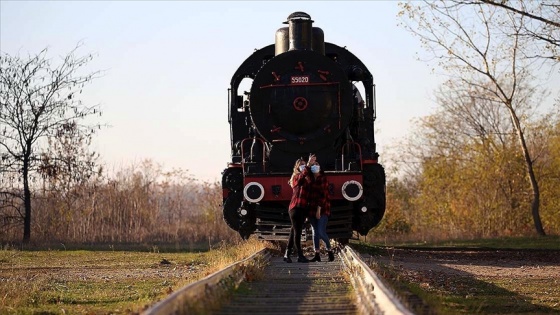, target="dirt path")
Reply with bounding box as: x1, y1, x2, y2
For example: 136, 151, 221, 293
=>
370, 248, 560, 314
